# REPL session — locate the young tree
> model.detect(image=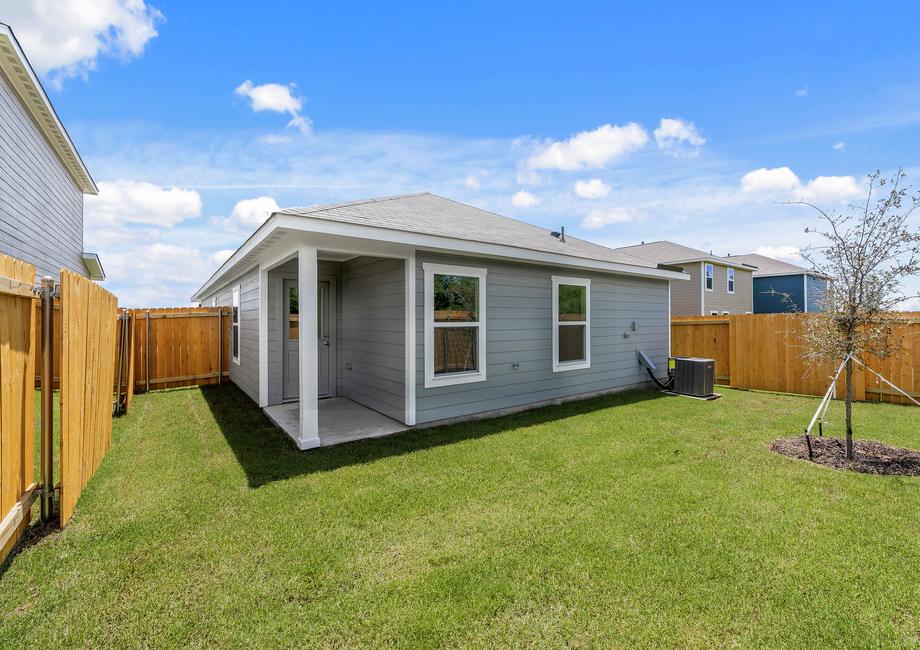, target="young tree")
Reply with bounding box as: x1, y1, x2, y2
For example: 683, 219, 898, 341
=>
794, 169, 920, 459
